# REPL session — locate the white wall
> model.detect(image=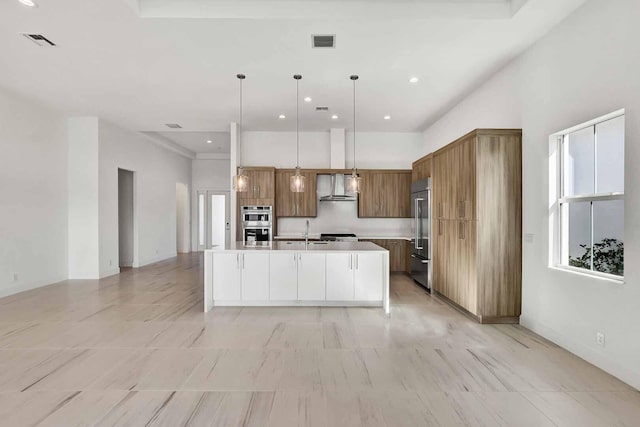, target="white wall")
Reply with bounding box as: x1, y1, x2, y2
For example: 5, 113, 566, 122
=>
176, 182, 190, 253
242, 131, 422, 169
68, 117, 100, 279
99, 120, 191, 275
0, 87, 68, 297
420, 0, 640, 389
